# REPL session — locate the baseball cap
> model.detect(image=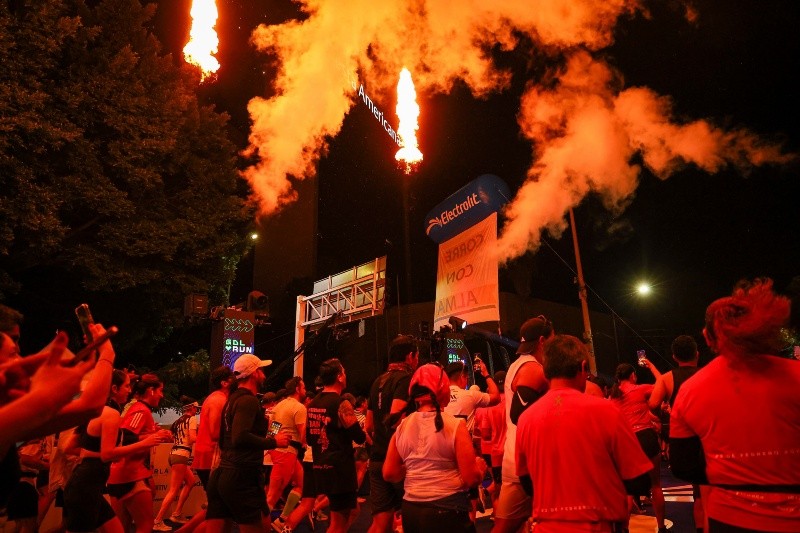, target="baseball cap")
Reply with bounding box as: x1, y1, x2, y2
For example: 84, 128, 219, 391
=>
233, 353, 272, 379
517, 315, 553, 354
410, 363, 451, 408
